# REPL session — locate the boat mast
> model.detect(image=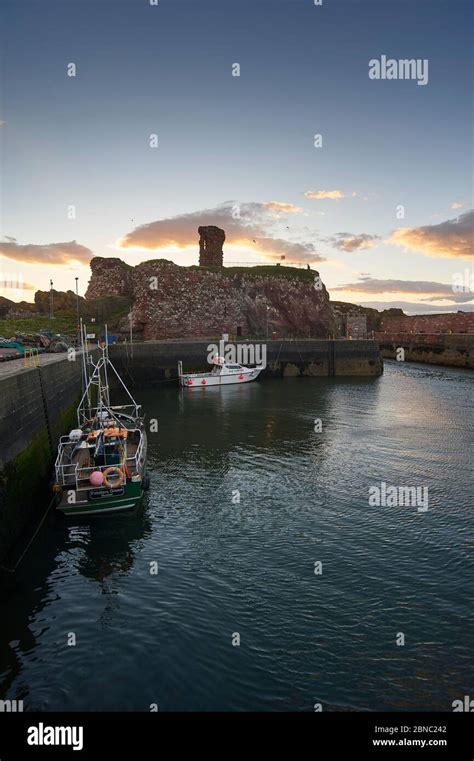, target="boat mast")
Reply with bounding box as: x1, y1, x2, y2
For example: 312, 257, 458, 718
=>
82, 321, 92, 420
79, 318, 91, 417
102, 324, 111, 407
76, 323, 141, 427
